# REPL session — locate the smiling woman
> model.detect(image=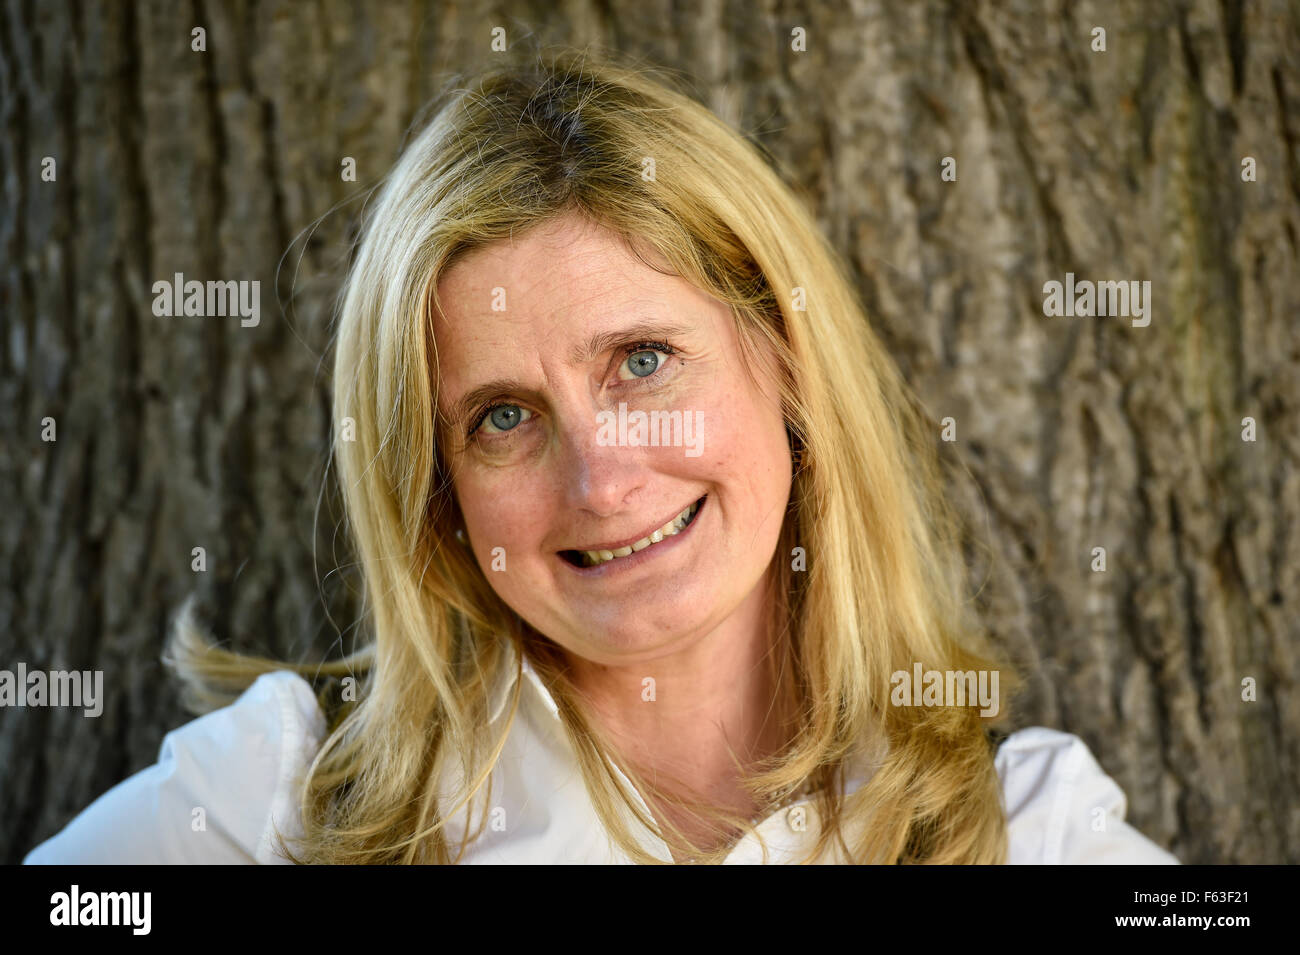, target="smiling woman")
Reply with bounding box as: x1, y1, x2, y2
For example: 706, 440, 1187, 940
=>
24, 46, 1177, 866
